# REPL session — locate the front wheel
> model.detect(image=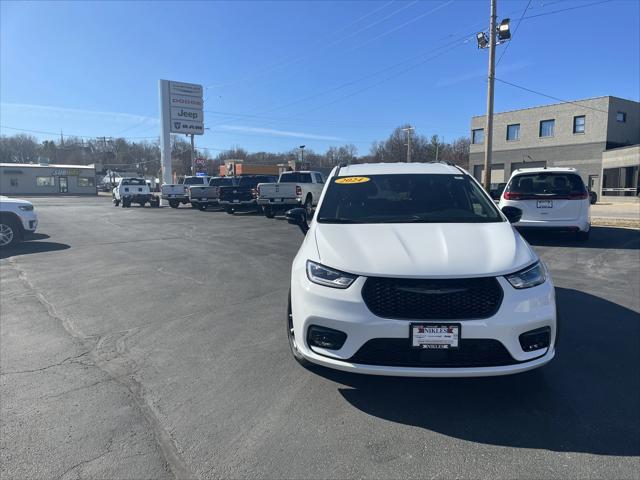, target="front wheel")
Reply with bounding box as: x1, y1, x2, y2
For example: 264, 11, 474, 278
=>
287, 290, 312, 368
198, 204, 207, 211
169, 200, 180, 209
225, 206, 234, 215
0, 217, 19, 248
